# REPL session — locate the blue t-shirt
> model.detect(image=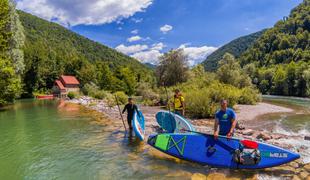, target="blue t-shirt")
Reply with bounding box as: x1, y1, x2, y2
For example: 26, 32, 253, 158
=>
215, 108, 236, 135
